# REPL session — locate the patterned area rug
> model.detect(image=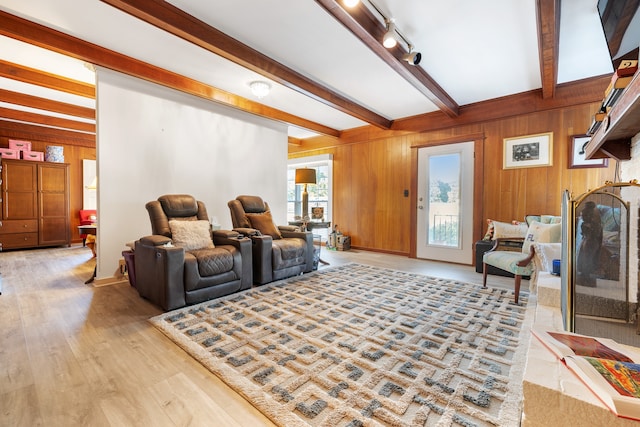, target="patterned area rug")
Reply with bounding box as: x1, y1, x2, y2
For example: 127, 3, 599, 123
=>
150, 263, 533, 427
